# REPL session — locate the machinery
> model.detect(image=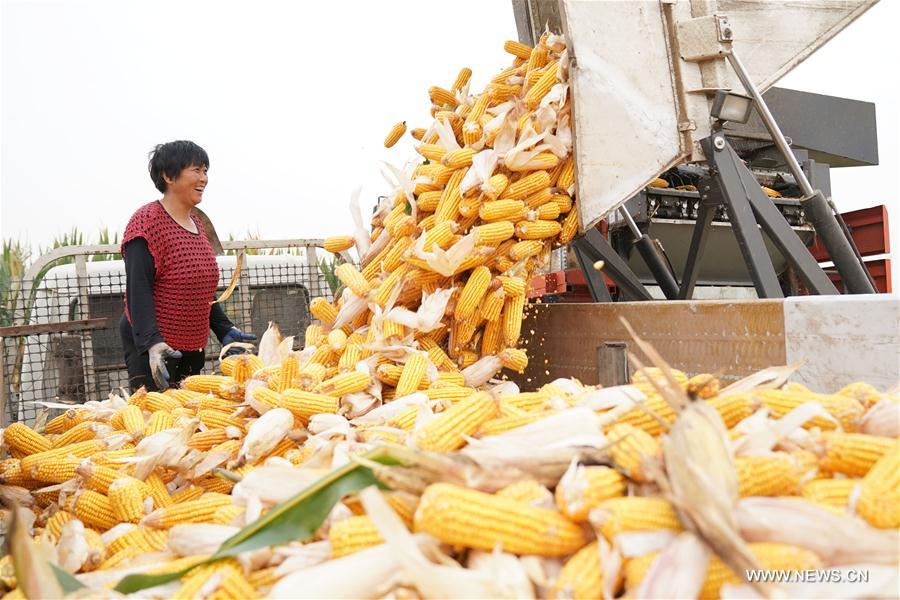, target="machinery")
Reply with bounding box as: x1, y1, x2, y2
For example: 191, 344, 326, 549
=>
513, 0, 881, 301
